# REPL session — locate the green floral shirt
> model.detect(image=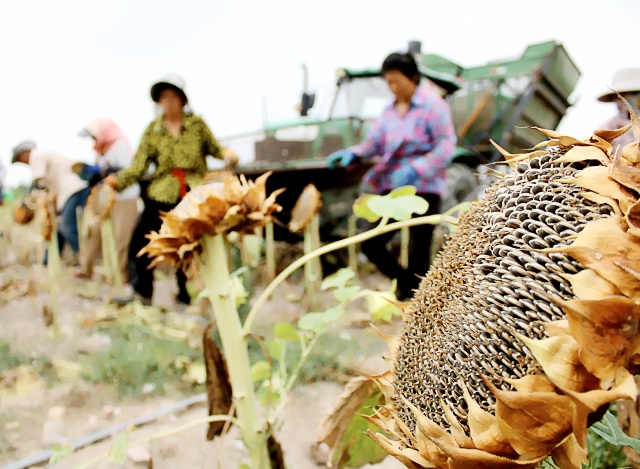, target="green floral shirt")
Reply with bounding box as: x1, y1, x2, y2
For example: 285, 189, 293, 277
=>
114, 113, 223, 204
